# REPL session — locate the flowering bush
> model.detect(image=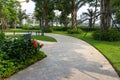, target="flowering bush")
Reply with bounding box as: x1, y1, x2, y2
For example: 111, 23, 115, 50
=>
0, 36, 46, 78
31, 40, 38, 48
31, 40, 44, 49
1, 38, 44, 62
